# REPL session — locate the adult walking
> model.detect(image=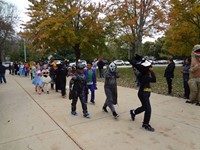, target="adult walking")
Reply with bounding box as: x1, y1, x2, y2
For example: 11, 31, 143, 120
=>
0, 62, 7, 83
97, 58, 104, 78
164, 58, 175, 95
182, 58, 191, 99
